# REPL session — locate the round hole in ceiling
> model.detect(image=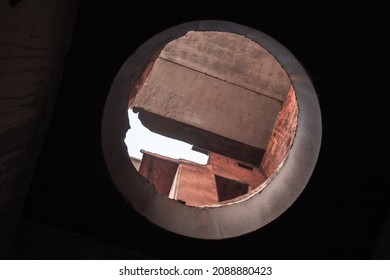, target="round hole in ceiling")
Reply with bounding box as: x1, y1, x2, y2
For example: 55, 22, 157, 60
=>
102, 20, 321, 239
